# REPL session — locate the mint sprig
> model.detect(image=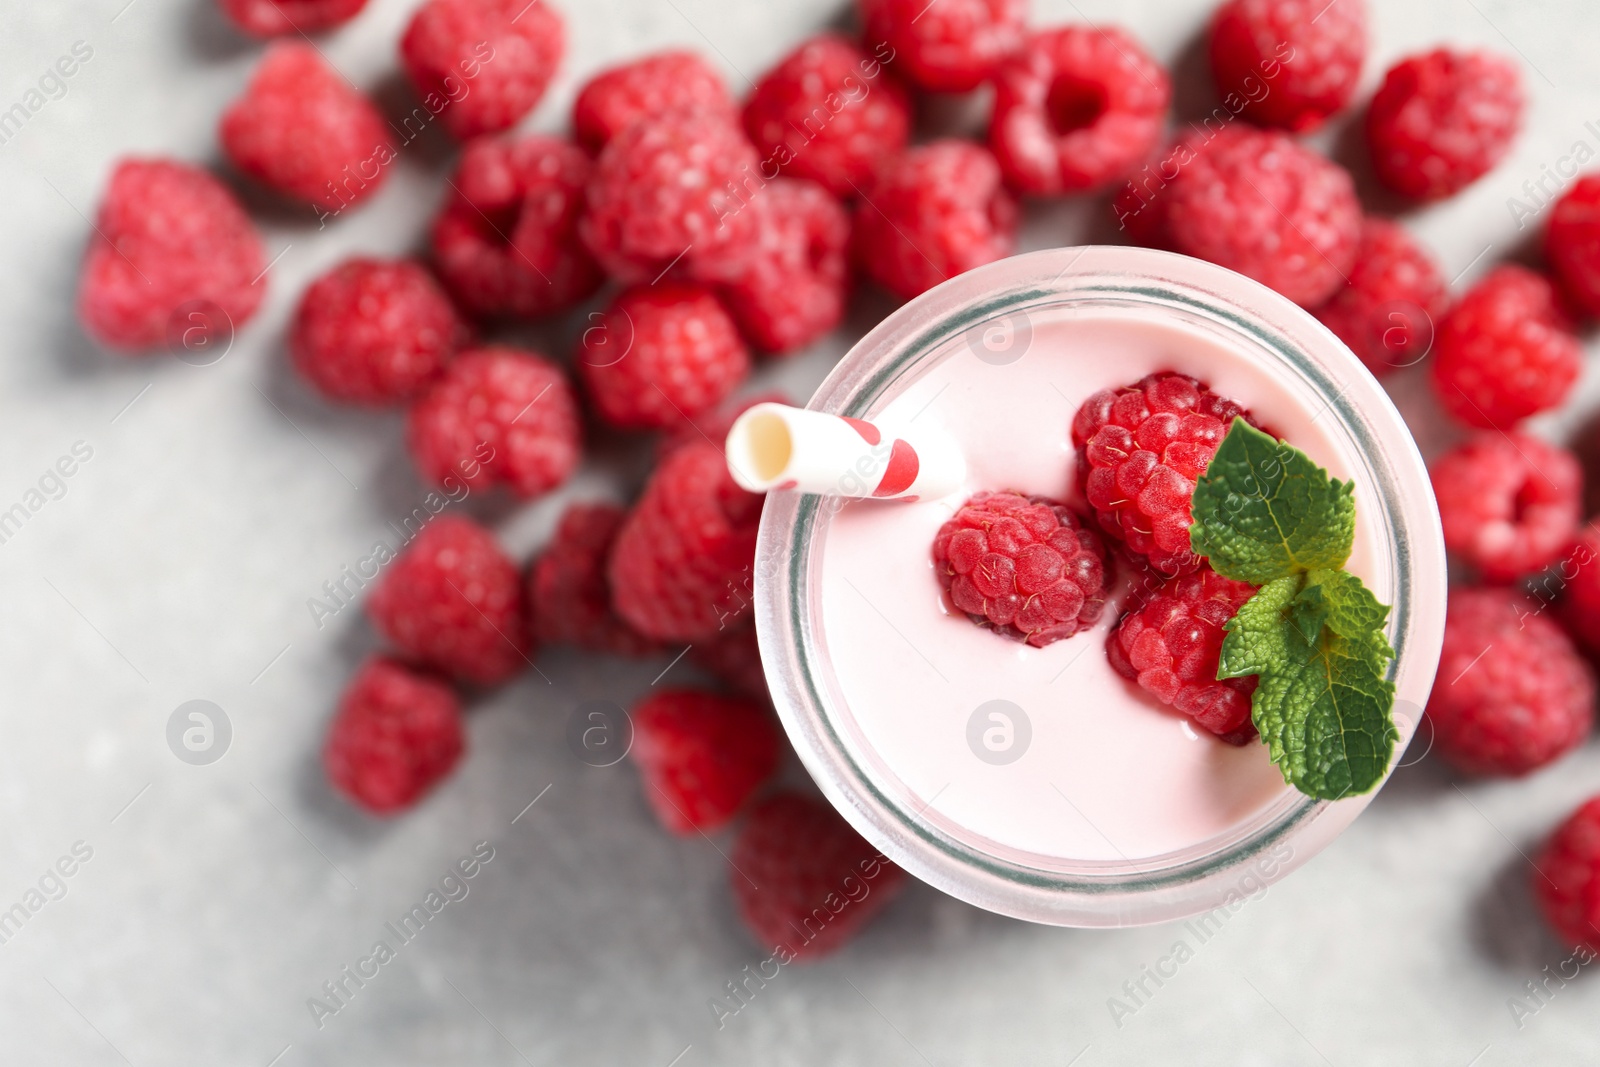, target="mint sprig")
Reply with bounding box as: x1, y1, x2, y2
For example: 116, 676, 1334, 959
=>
1191, 420, 1397, 800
